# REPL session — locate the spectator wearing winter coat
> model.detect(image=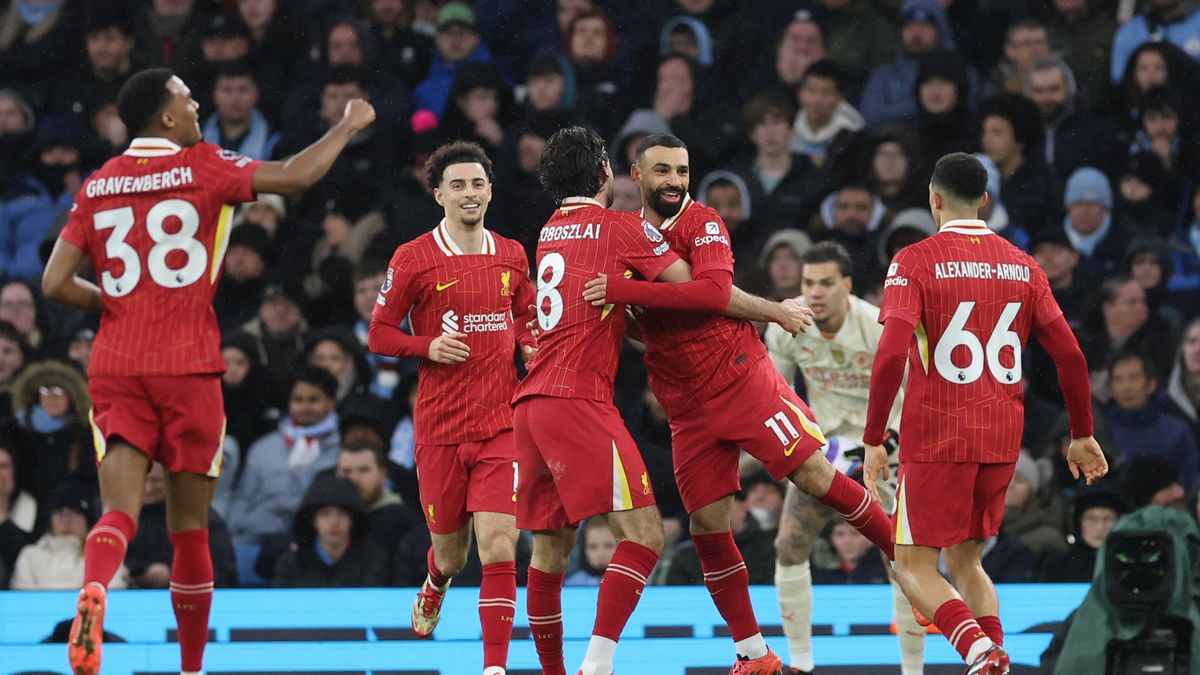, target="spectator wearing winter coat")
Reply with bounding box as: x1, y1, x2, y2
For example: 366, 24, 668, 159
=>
1110, 0, 1200, 84
10, 359, 95, 512
1040, 490, 1126, 582
413, 3, 495, 118
1166, 317, 1200, 434
1045, 0, 1117, 113
791, 60, 865, 183
1027, 56, 1119, 191
697, 170, 768, 272
1001, 452, 1068, 569
811, 520, 889, 584
10, 480, 129, 590
0, 441, 34, 587
273, 474, 388, 587
980, 94, 1055, 233
1062, 167, 1129, 285
1101, 352, 1200, 490
973, 153, 1029, 251
912, 51, 977, 180
1080, 277, 1178, 395
860, 0, 975, 130
335, 442, 419, 567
